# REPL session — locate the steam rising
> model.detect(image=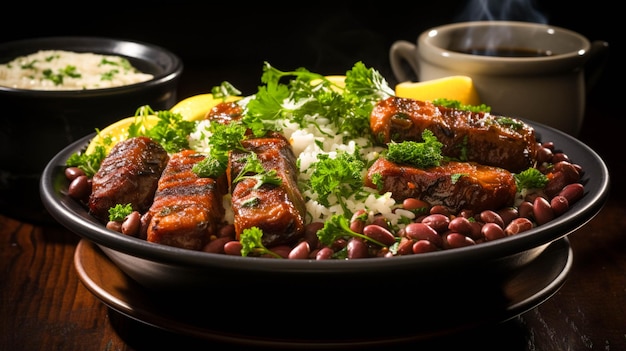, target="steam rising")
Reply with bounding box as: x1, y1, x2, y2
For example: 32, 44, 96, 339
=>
455, 0, 547, 23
